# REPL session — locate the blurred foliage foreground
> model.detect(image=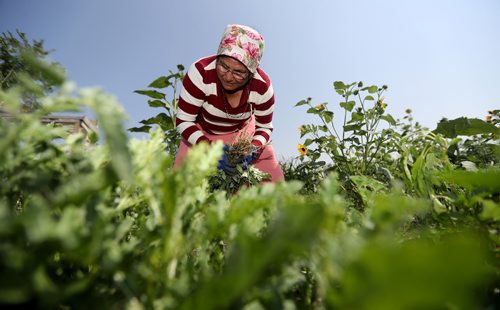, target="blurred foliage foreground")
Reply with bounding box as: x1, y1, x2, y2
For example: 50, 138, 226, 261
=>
1, 34, 500, 310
